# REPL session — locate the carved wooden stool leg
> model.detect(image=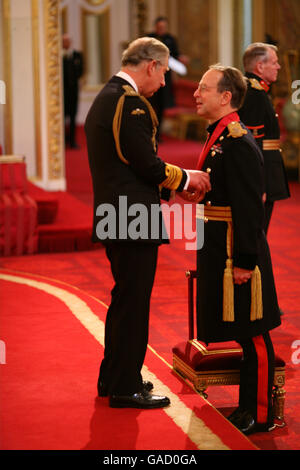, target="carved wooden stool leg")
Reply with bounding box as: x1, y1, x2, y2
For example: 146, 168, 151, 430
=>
194, 385, 208, 399
272, 385, 286, 426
